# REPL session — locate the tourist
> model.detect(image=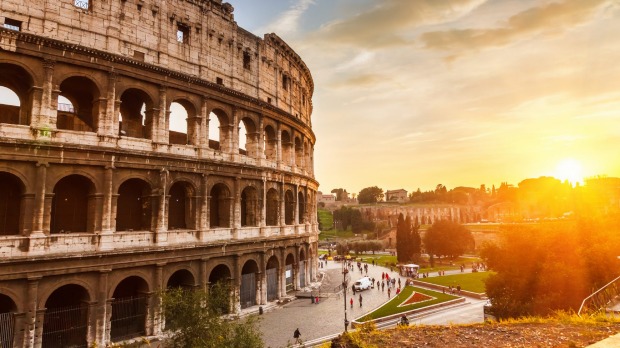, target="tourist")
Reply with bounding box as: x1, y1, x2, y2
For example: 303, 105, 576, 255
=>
388, 287, 391, 298
294, 328, 302, 344
350, 297, 353, 308
359, 294, 363, 307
